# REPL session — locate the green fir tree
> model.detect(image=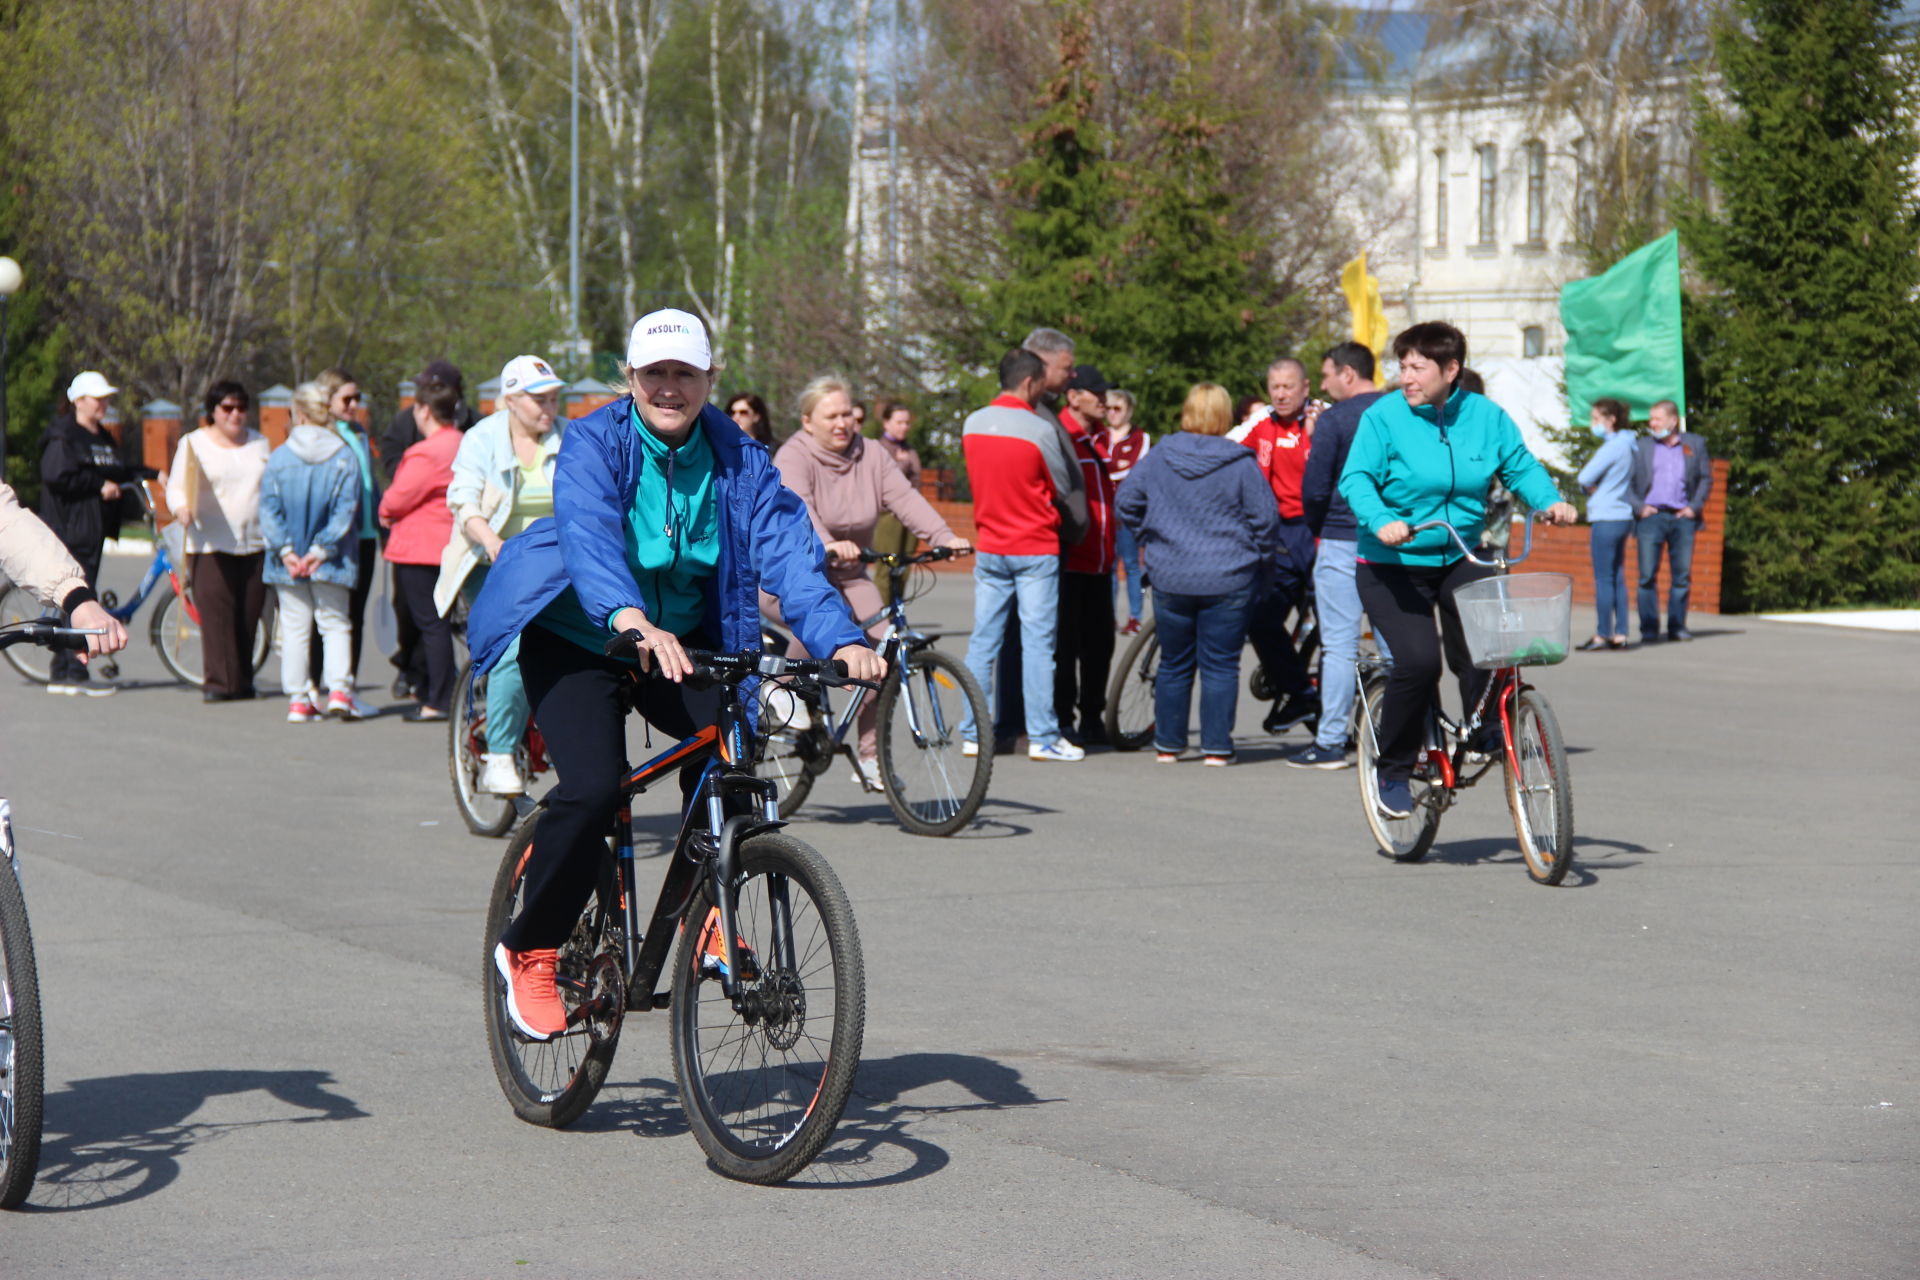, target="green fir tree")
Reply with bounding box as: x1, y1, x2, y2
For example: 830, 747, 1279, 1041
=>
1677, 0, 1920, 609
